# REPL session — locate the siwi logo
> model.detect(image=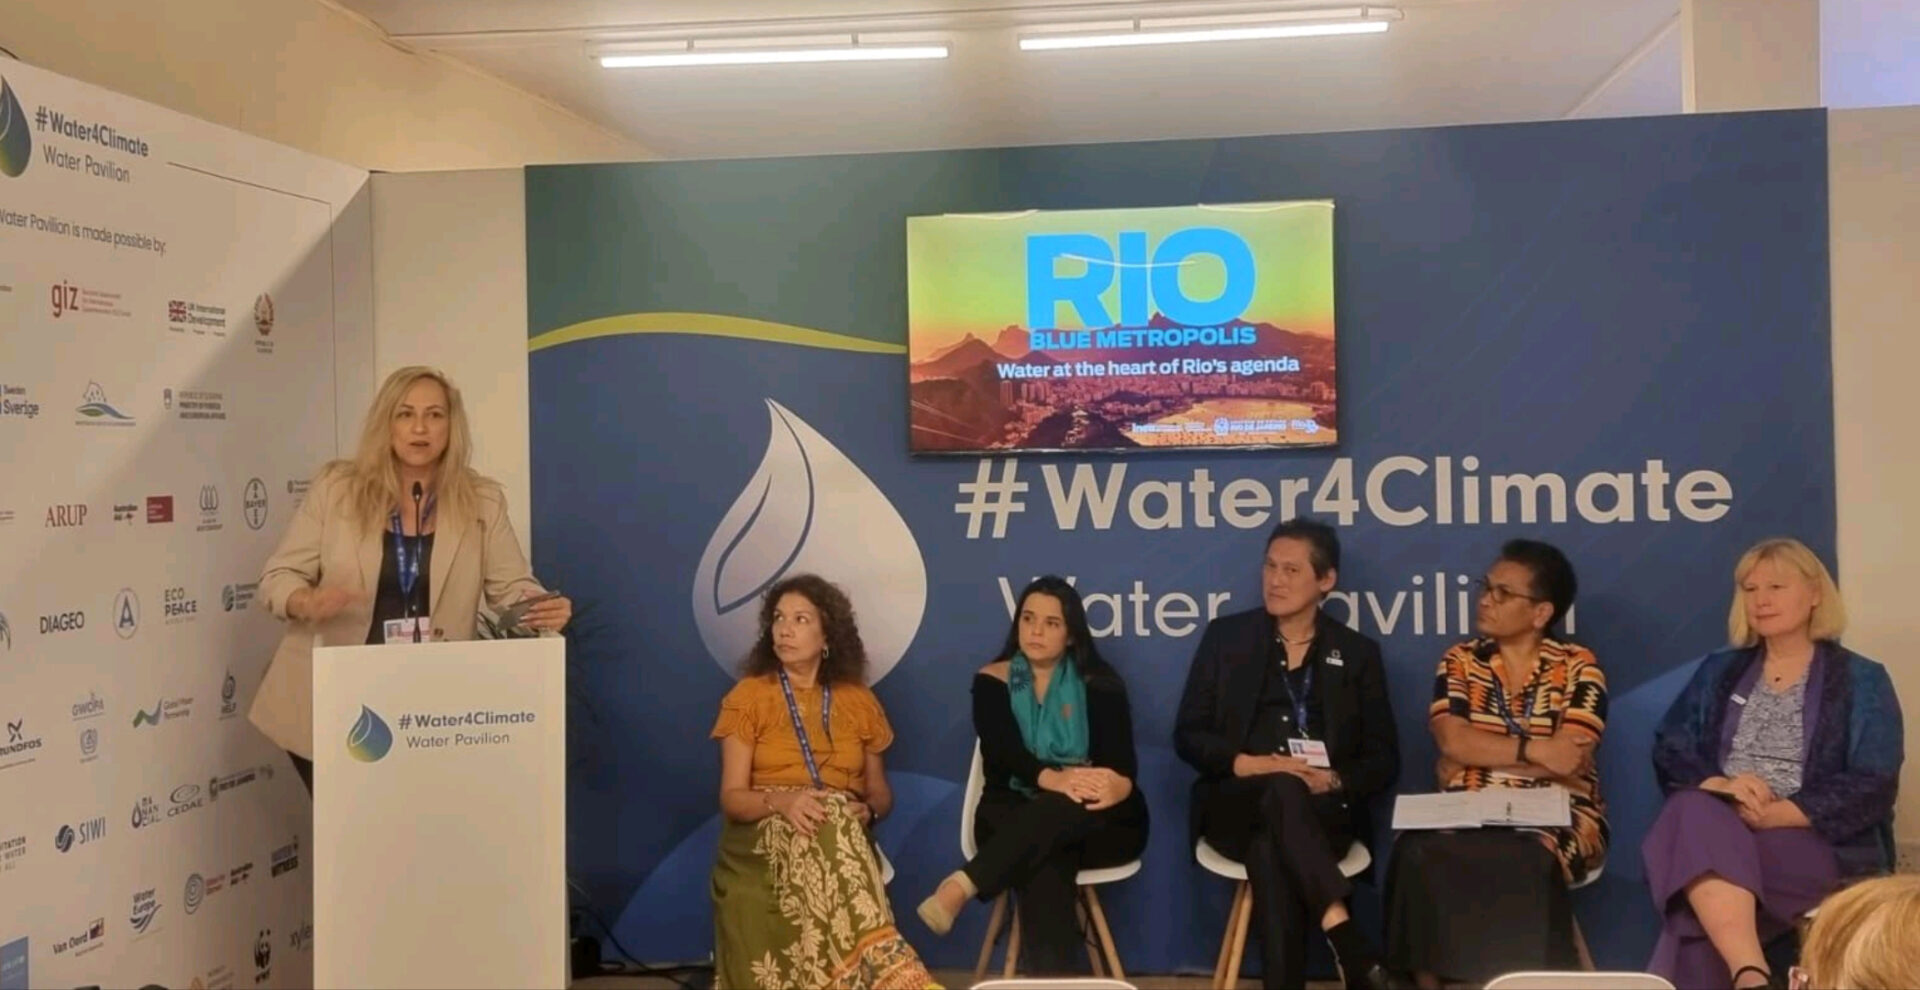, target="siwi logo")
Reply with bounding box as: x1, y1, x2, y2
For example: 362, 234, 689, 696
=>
693, 399, 926, 683
0, 76, 28, 178
345, 706, 393, 762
